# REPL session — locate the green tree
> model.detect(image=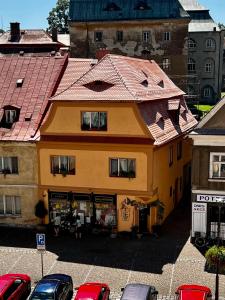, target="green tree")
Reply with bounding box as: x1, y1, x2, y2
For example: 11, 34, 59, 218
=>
0, 29, 4, 34
218, 23, 225, 30
47, 0, 69, 34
